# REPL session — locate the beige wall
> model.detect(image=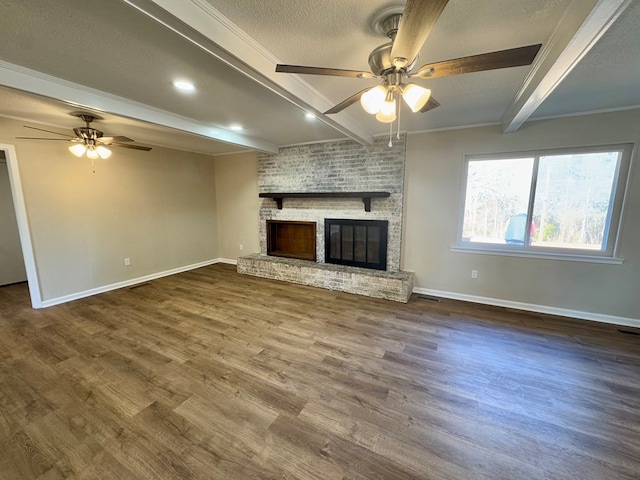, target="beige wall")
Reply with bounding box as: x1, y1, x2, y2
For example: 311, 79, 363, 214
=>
214, 152, 260, 260
5, 108, 639, 319
0, 158, 27, 285
1, 116, 219, 302
403, 109, 640, 319
210, 110, 640, 319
